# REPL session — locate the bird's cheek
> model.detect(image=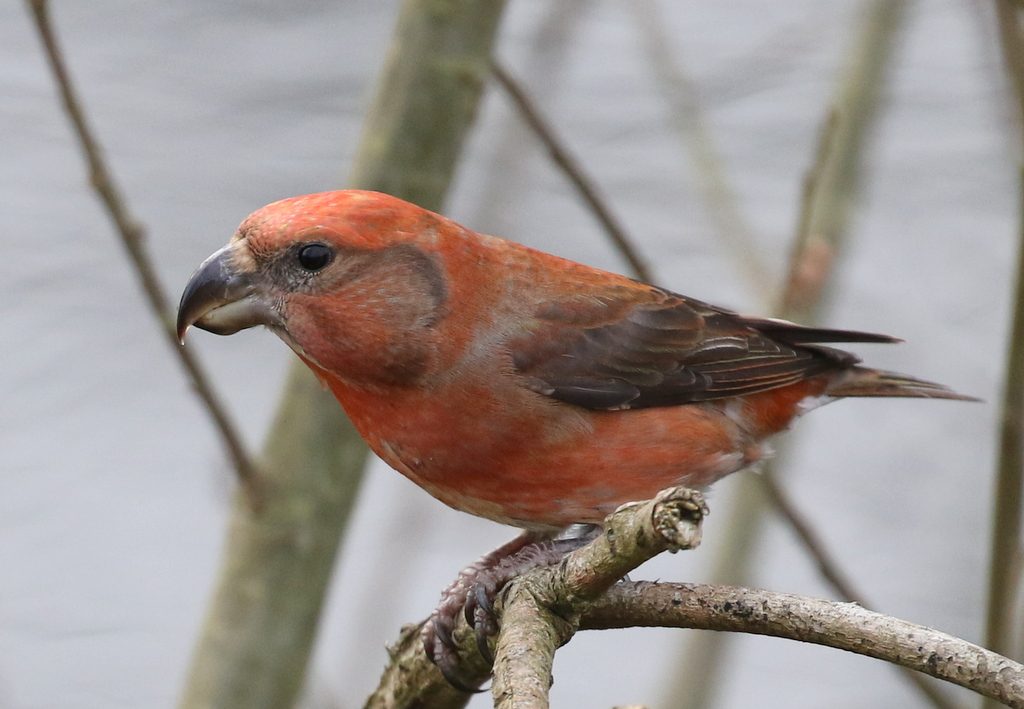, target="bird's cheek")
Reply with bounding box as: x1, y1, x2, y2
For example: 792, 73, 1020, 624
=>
277, 296, 436, 387
276, 302, 349, 372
